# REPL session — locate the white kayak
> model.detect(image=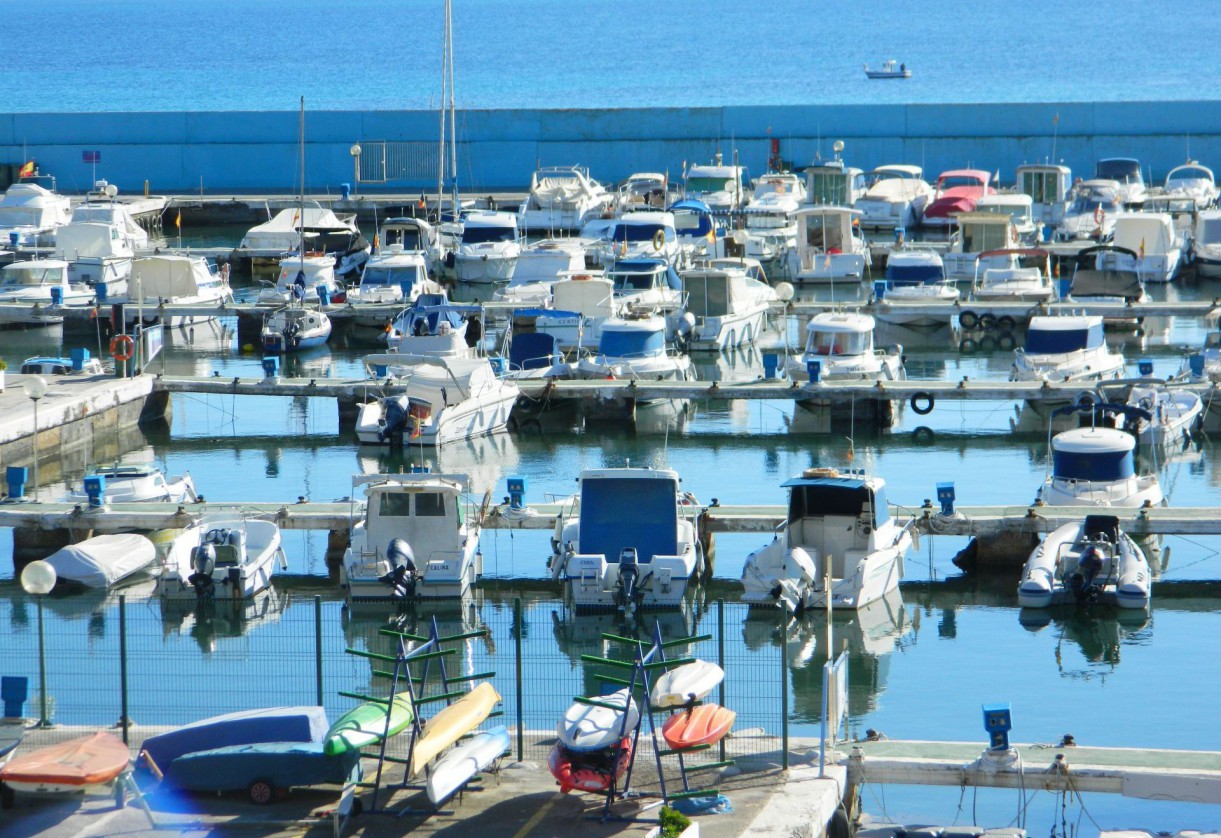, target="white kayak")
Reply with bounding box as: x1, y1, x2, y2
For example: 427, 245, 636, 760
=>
557, 689, 640, 752
651, 660, 725, 709
425, 725, 510, 805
